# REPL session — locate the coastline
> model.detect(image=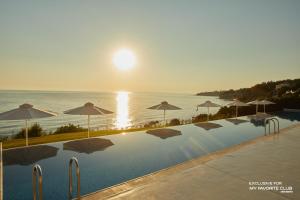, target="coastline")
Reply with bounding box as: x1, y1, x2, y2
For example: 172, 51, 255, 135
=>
0, 91, 226, 136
